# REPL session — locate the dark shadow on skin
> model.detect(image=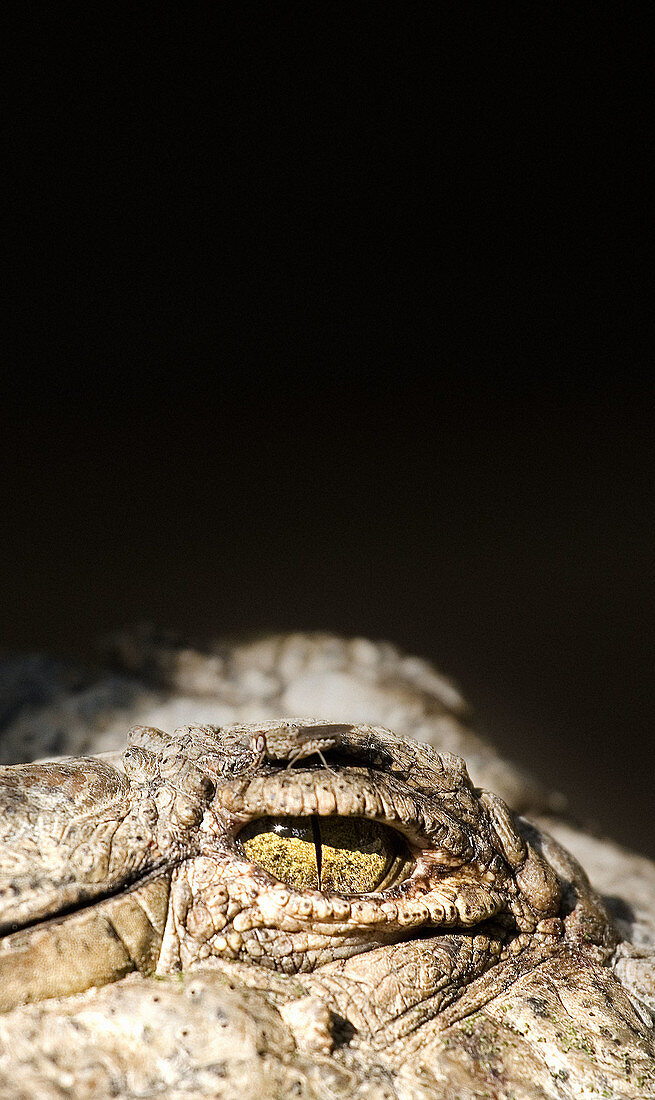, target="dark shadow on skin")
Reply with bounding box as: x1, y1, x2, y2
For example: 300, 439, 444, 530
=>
330, 1013, 357, 1048
602, 894, 636, 926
